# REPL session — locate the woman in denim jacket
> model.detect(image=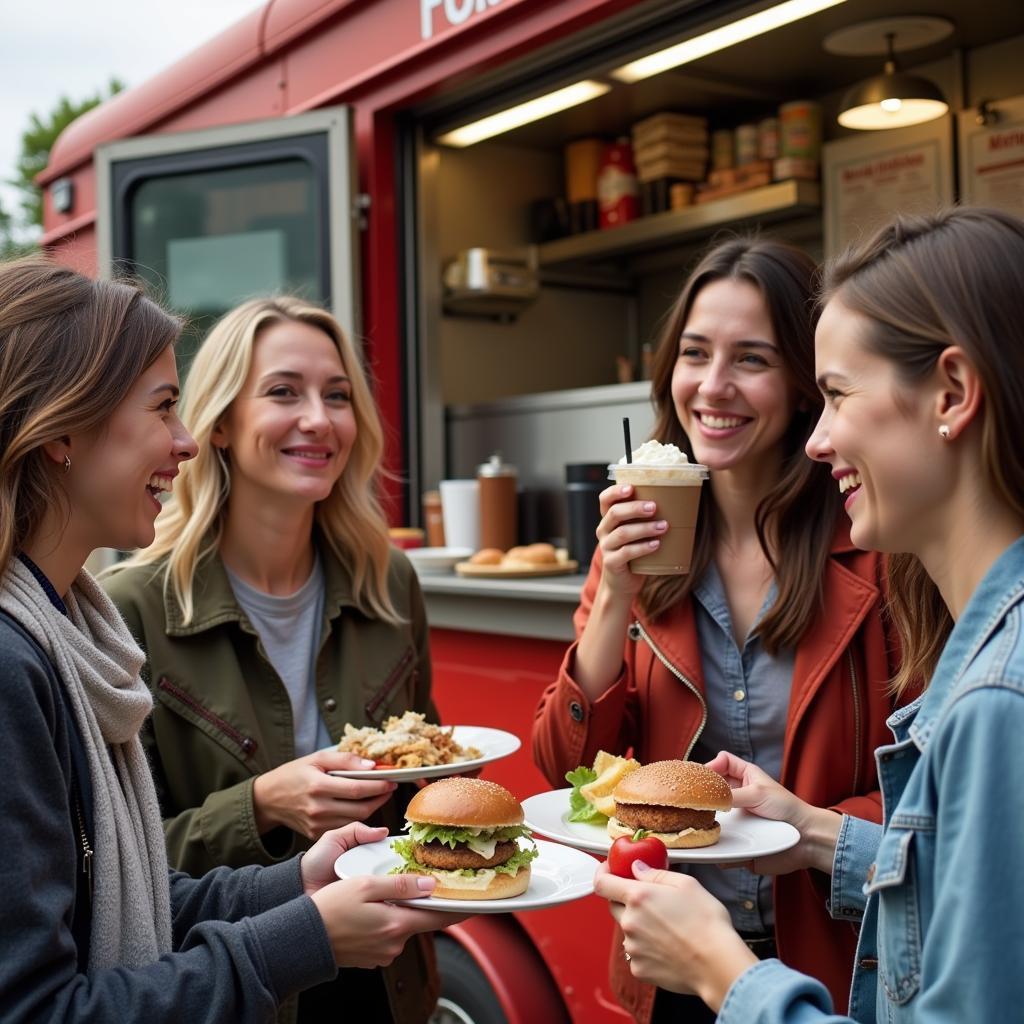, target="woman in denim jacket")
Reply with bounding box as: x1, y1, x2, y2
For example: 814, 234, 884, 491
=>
595, 206, 1024, 1023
